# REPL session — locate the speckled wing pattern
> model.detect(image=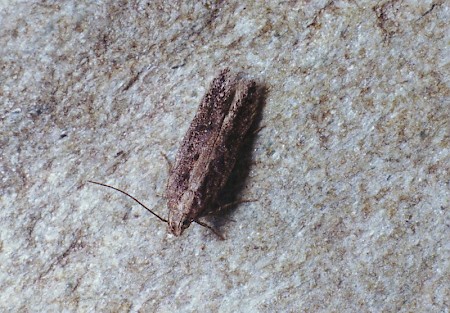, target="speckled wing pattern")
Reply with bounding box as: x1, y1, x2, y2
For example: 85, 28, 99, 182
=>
166, 68, 260, 223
